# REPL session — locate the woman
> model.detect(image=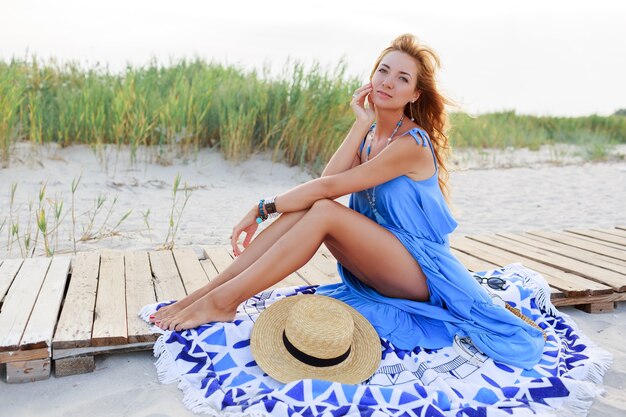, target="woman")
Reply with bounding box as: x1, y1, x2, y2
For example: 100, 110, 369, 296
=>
151, 34, 545, 369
